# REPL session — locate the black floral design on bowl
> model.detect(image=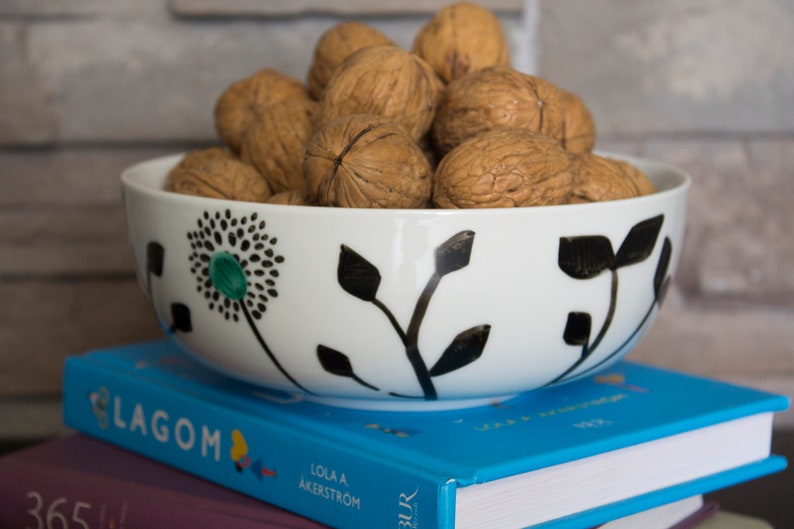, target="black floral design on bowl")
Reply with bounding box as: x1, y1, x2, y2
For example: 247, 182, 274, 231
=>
318, 230, 492, 401
184, 209, 311, 394
188, 210, 282, 322
549, 214, 672, 385
151, 219, 491, 401
145, 210, 673, 403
